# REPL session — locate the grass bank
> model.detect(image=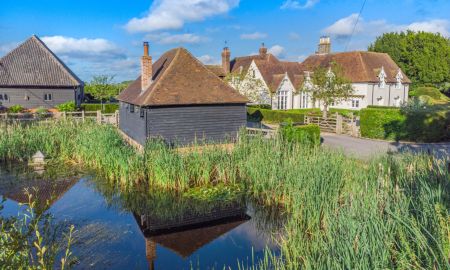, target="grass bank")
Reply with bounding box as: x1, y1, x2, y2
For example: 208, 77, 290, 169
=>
0, 121, 448, 269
